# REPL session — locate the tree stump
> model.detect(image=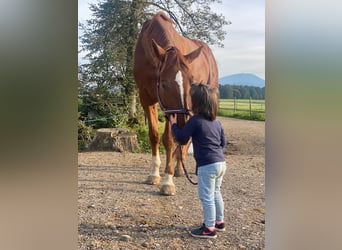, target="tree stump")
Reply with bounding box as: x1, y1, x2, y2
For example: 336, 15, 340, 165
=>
89, 128, 139, 152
